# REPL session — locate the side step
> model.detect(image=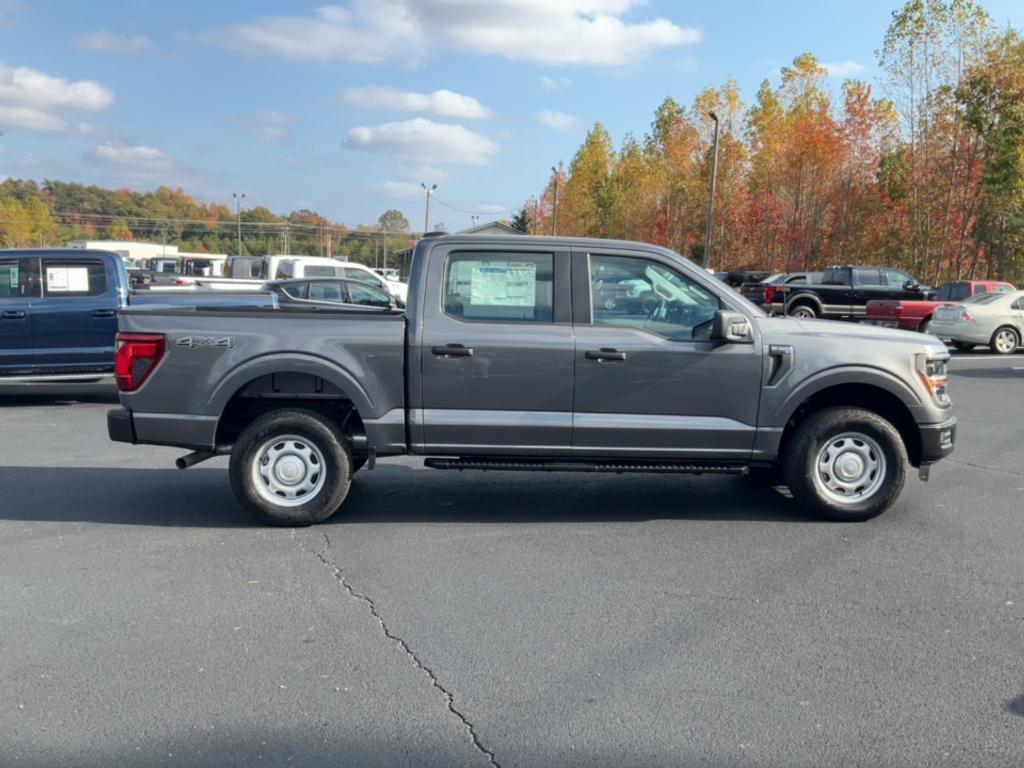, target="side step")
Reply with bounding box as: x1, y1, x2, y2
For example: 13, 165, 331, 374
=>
424, 457, 749, 475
